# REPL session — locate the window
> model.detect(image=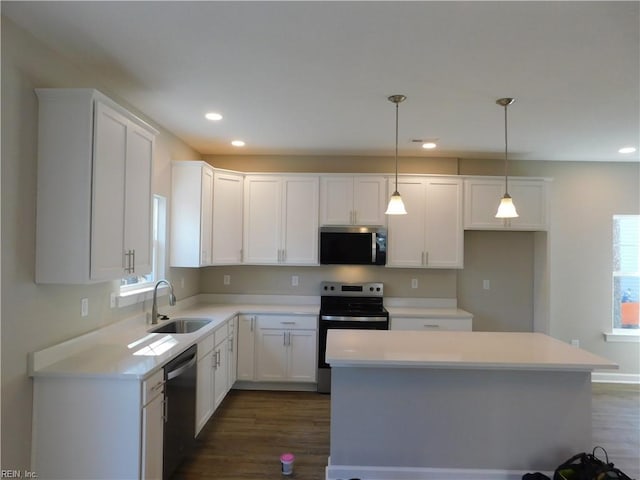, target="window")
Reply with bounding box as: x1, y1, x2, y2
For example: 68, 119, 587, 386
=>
612, 215, 639, 330
119, 195, 167, 295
